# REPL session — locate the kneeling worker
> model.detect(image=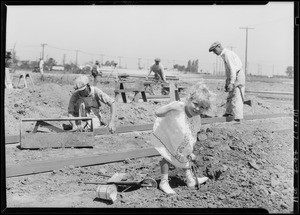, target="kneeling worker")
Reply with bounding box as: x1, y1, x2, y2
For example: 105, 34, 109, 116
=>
68, 75, 116, 133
